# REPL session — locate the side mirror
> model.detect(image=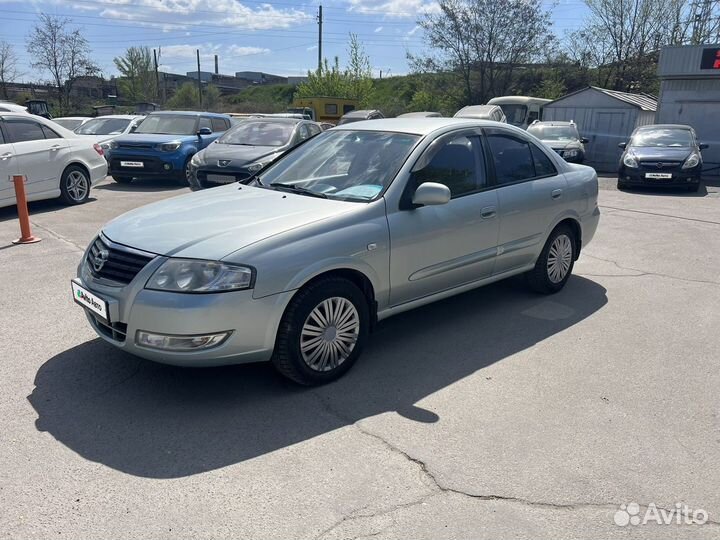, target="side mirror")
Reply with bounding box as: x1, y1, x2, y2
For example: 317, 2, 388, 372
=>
412, 182, 451, 207
699, 143, 708, 150
581, 137, 589, 144
197, 127, 212, 136
618, 142, 627, 149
